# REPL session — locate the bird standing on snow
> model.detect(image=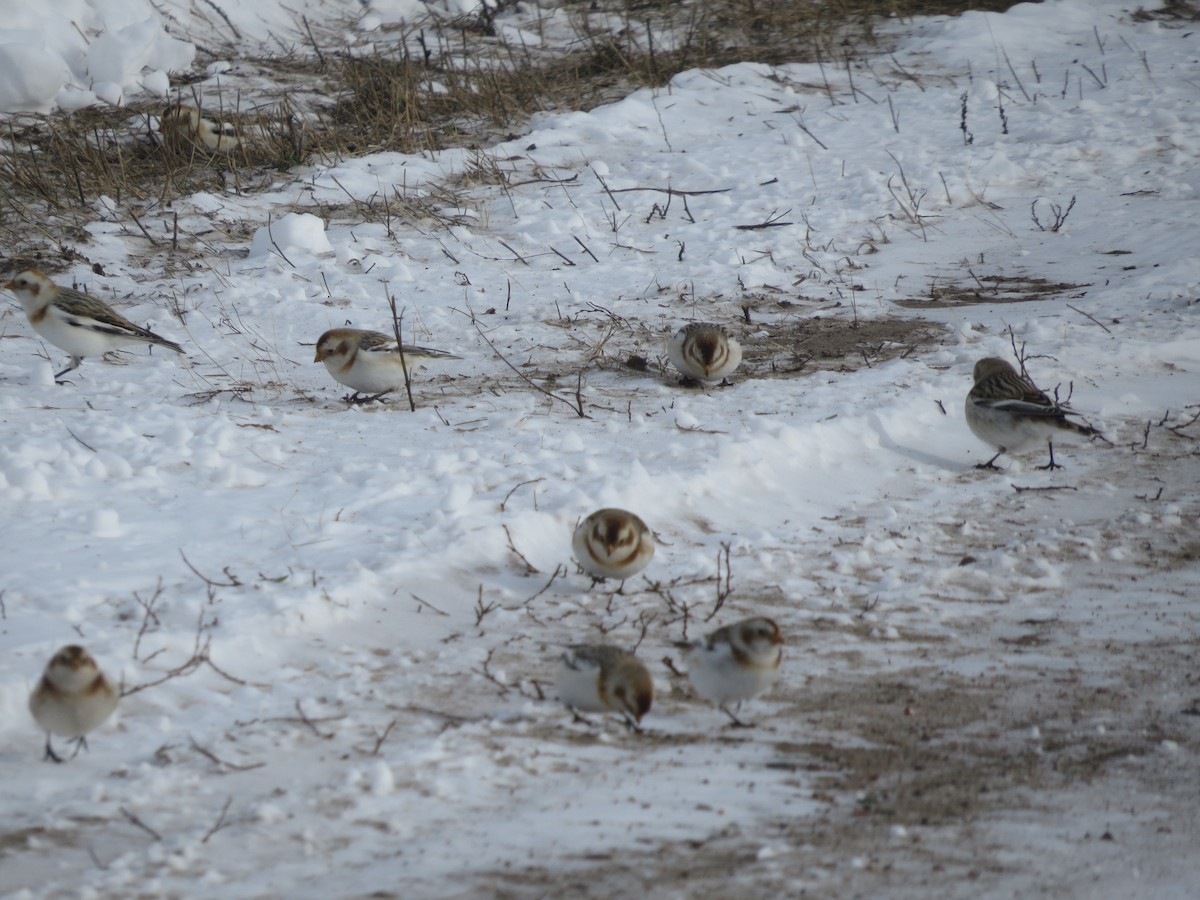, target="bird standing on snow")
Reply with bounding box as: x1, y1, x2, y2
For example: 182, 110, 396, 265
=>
29, 645, 120, 763
313, 327, 461, 403
682, 617, 783, 728
965, 356, 1101, 469
5, 269, 184, 380
667, 322, 742, 384
556, 644, 653, 730
571, 508, 655, 587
